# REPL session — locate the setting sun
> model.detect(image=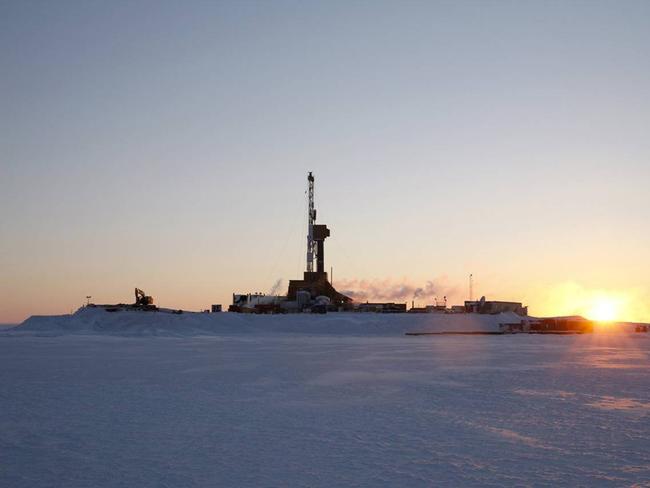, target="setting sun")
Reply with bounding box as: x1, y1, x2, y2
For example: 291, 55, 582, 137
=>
585, 297, 620, 322
536, 283, 646, 323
